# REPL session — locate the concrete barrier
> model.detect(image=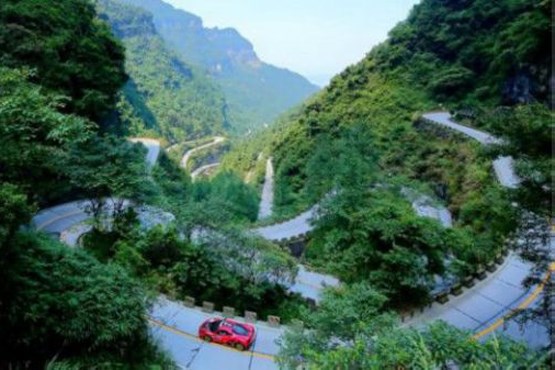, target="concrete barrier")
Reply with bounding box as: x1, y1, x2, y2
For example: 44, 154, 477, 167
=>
463, 275, 475, 288
184, 296, 195, 308
451, 283, 463, 296
223, 306, 235, 318
267, 315, 281, 328
435, 292, 450, 304
486, 262, 497, 272
244, 311, 257, 323
475, 266, 487, 280
202, 301, 214, 313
